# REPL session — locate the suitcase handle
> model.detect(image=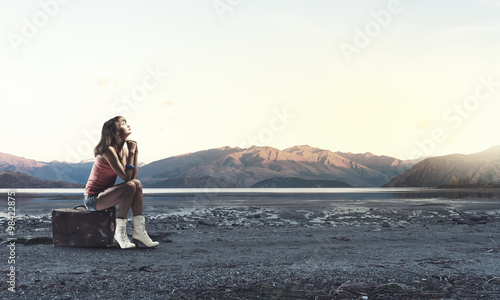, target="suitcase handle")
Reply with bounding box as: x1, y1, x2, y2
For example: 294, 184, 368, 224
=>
74, 204, 87, 210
